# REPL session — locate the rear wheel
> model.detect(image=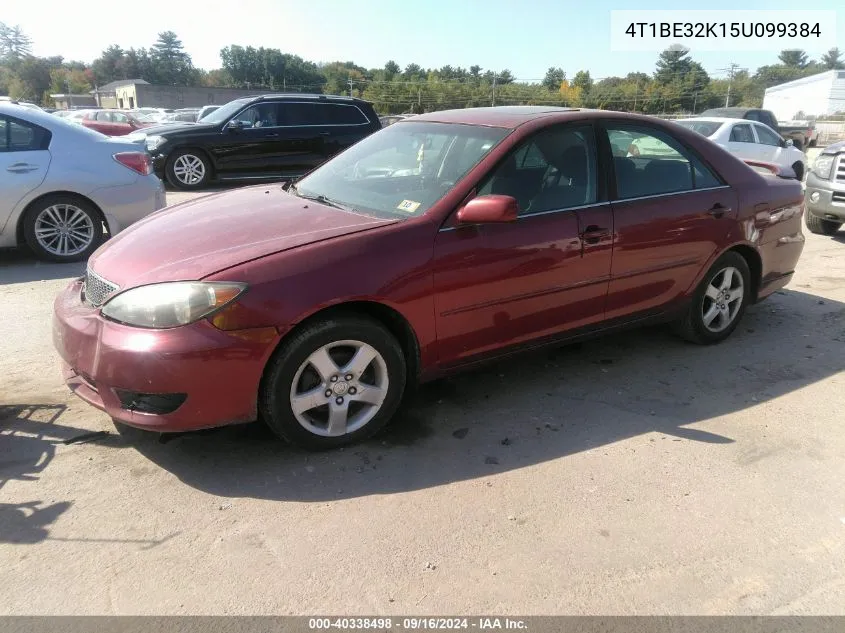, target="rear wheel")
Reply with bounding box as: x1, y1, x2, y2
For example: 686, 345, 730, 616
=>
260, 315, 407, 450
791, 161, 804, 181
166, 149, 211, 190
805, 212, 842, 236
673, 251, 751, 345
22, 195, 103, 263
